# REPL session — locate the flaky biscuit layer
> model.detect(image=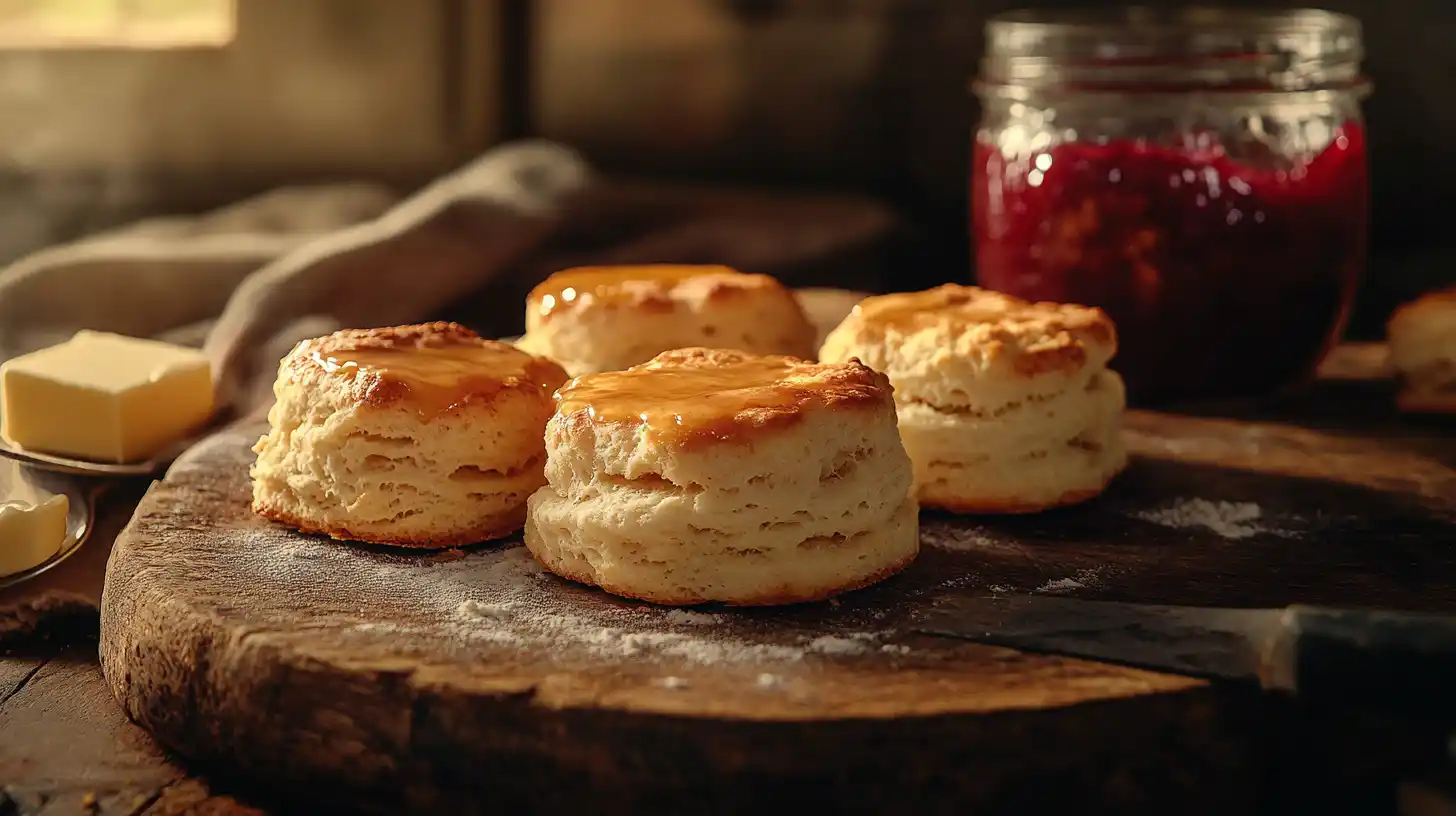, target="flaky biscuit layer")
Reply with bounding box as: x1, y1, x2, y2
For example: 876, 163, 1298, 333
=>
519, 266, 817, 376
524, 349, 918, 605
251, 323, 567, 547
820, 284, 1117, 410
820, 285, 1125, 512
